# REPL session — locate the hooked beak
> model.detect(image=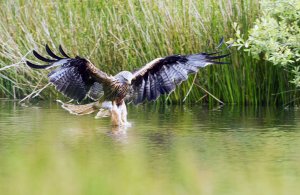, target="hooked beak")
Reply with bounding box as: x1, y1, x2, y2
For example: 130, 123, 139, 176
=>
126, 79, 131, 85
